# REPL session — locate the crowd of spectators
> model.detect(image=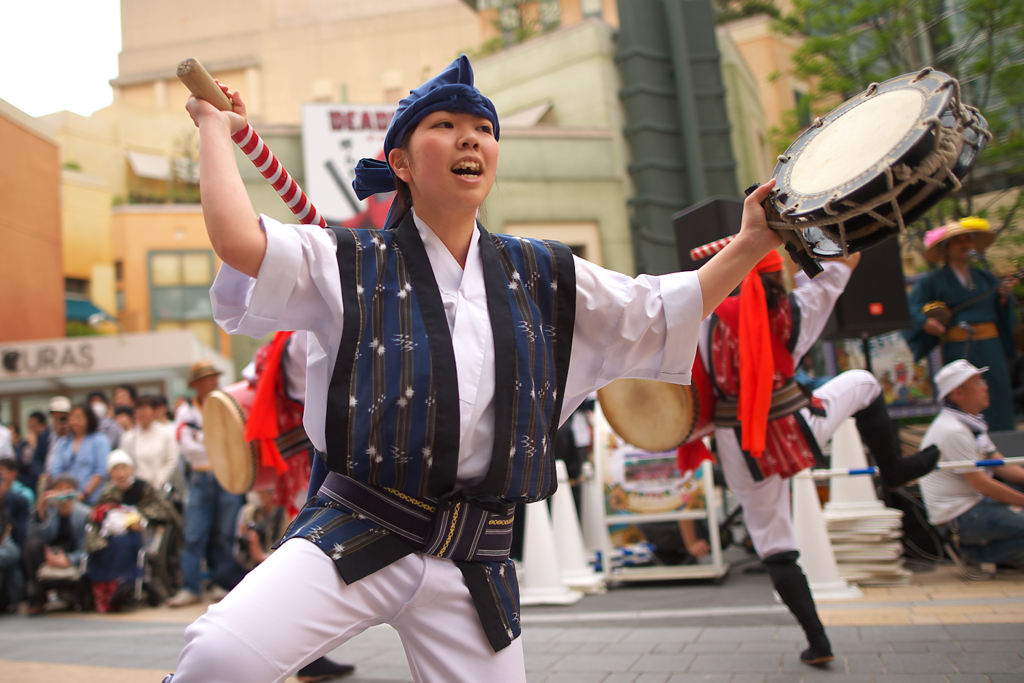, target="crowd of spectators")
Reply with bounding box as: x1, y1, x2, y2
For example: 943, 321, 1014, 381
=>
0, 370, 257, 616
